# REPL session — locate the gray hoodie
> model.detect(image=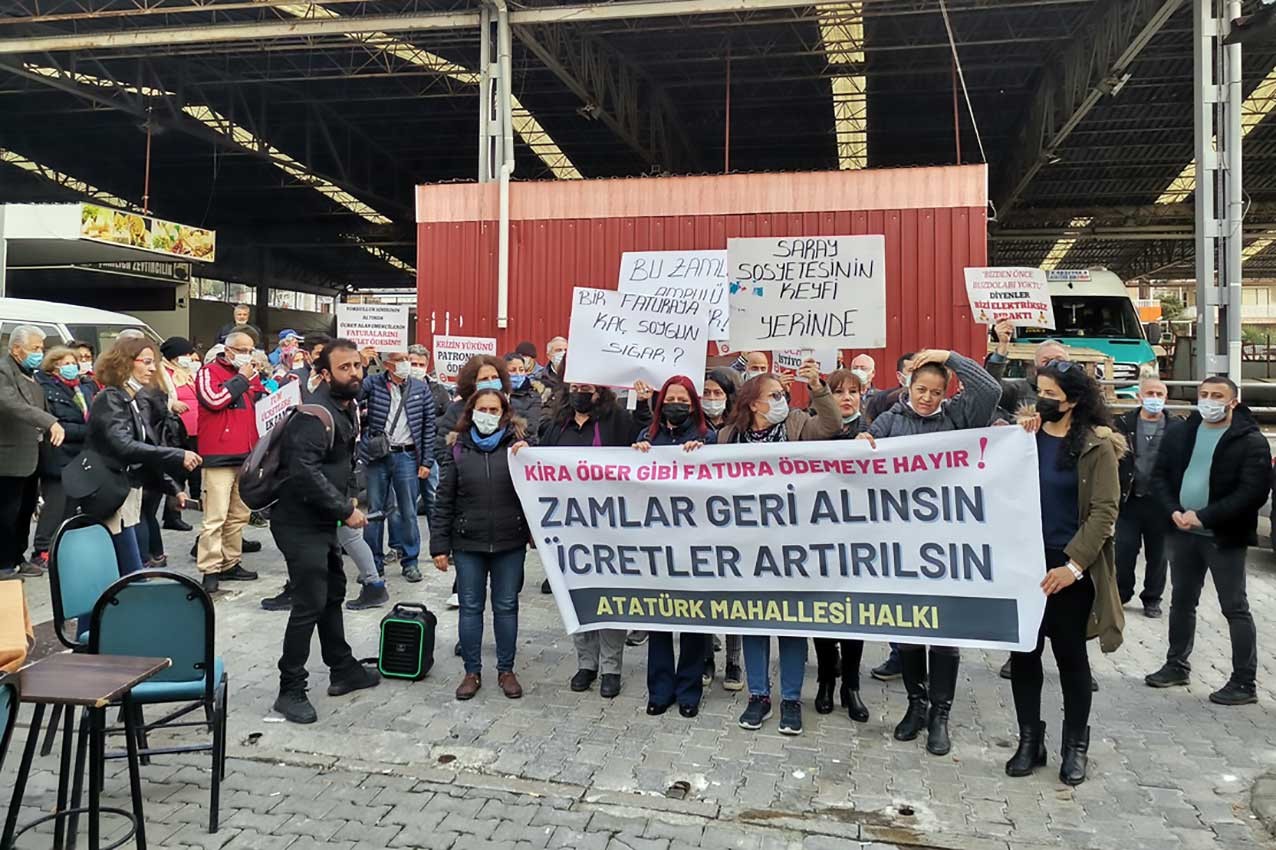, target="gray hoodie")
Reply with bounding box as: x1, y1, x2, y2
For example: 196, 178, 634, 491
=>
867, 352, 1002, 438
